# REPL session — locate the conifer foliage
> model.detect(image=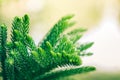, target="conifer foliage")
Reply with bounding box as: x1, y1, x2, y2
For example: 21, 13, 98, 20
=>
0, 15, 95, 80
